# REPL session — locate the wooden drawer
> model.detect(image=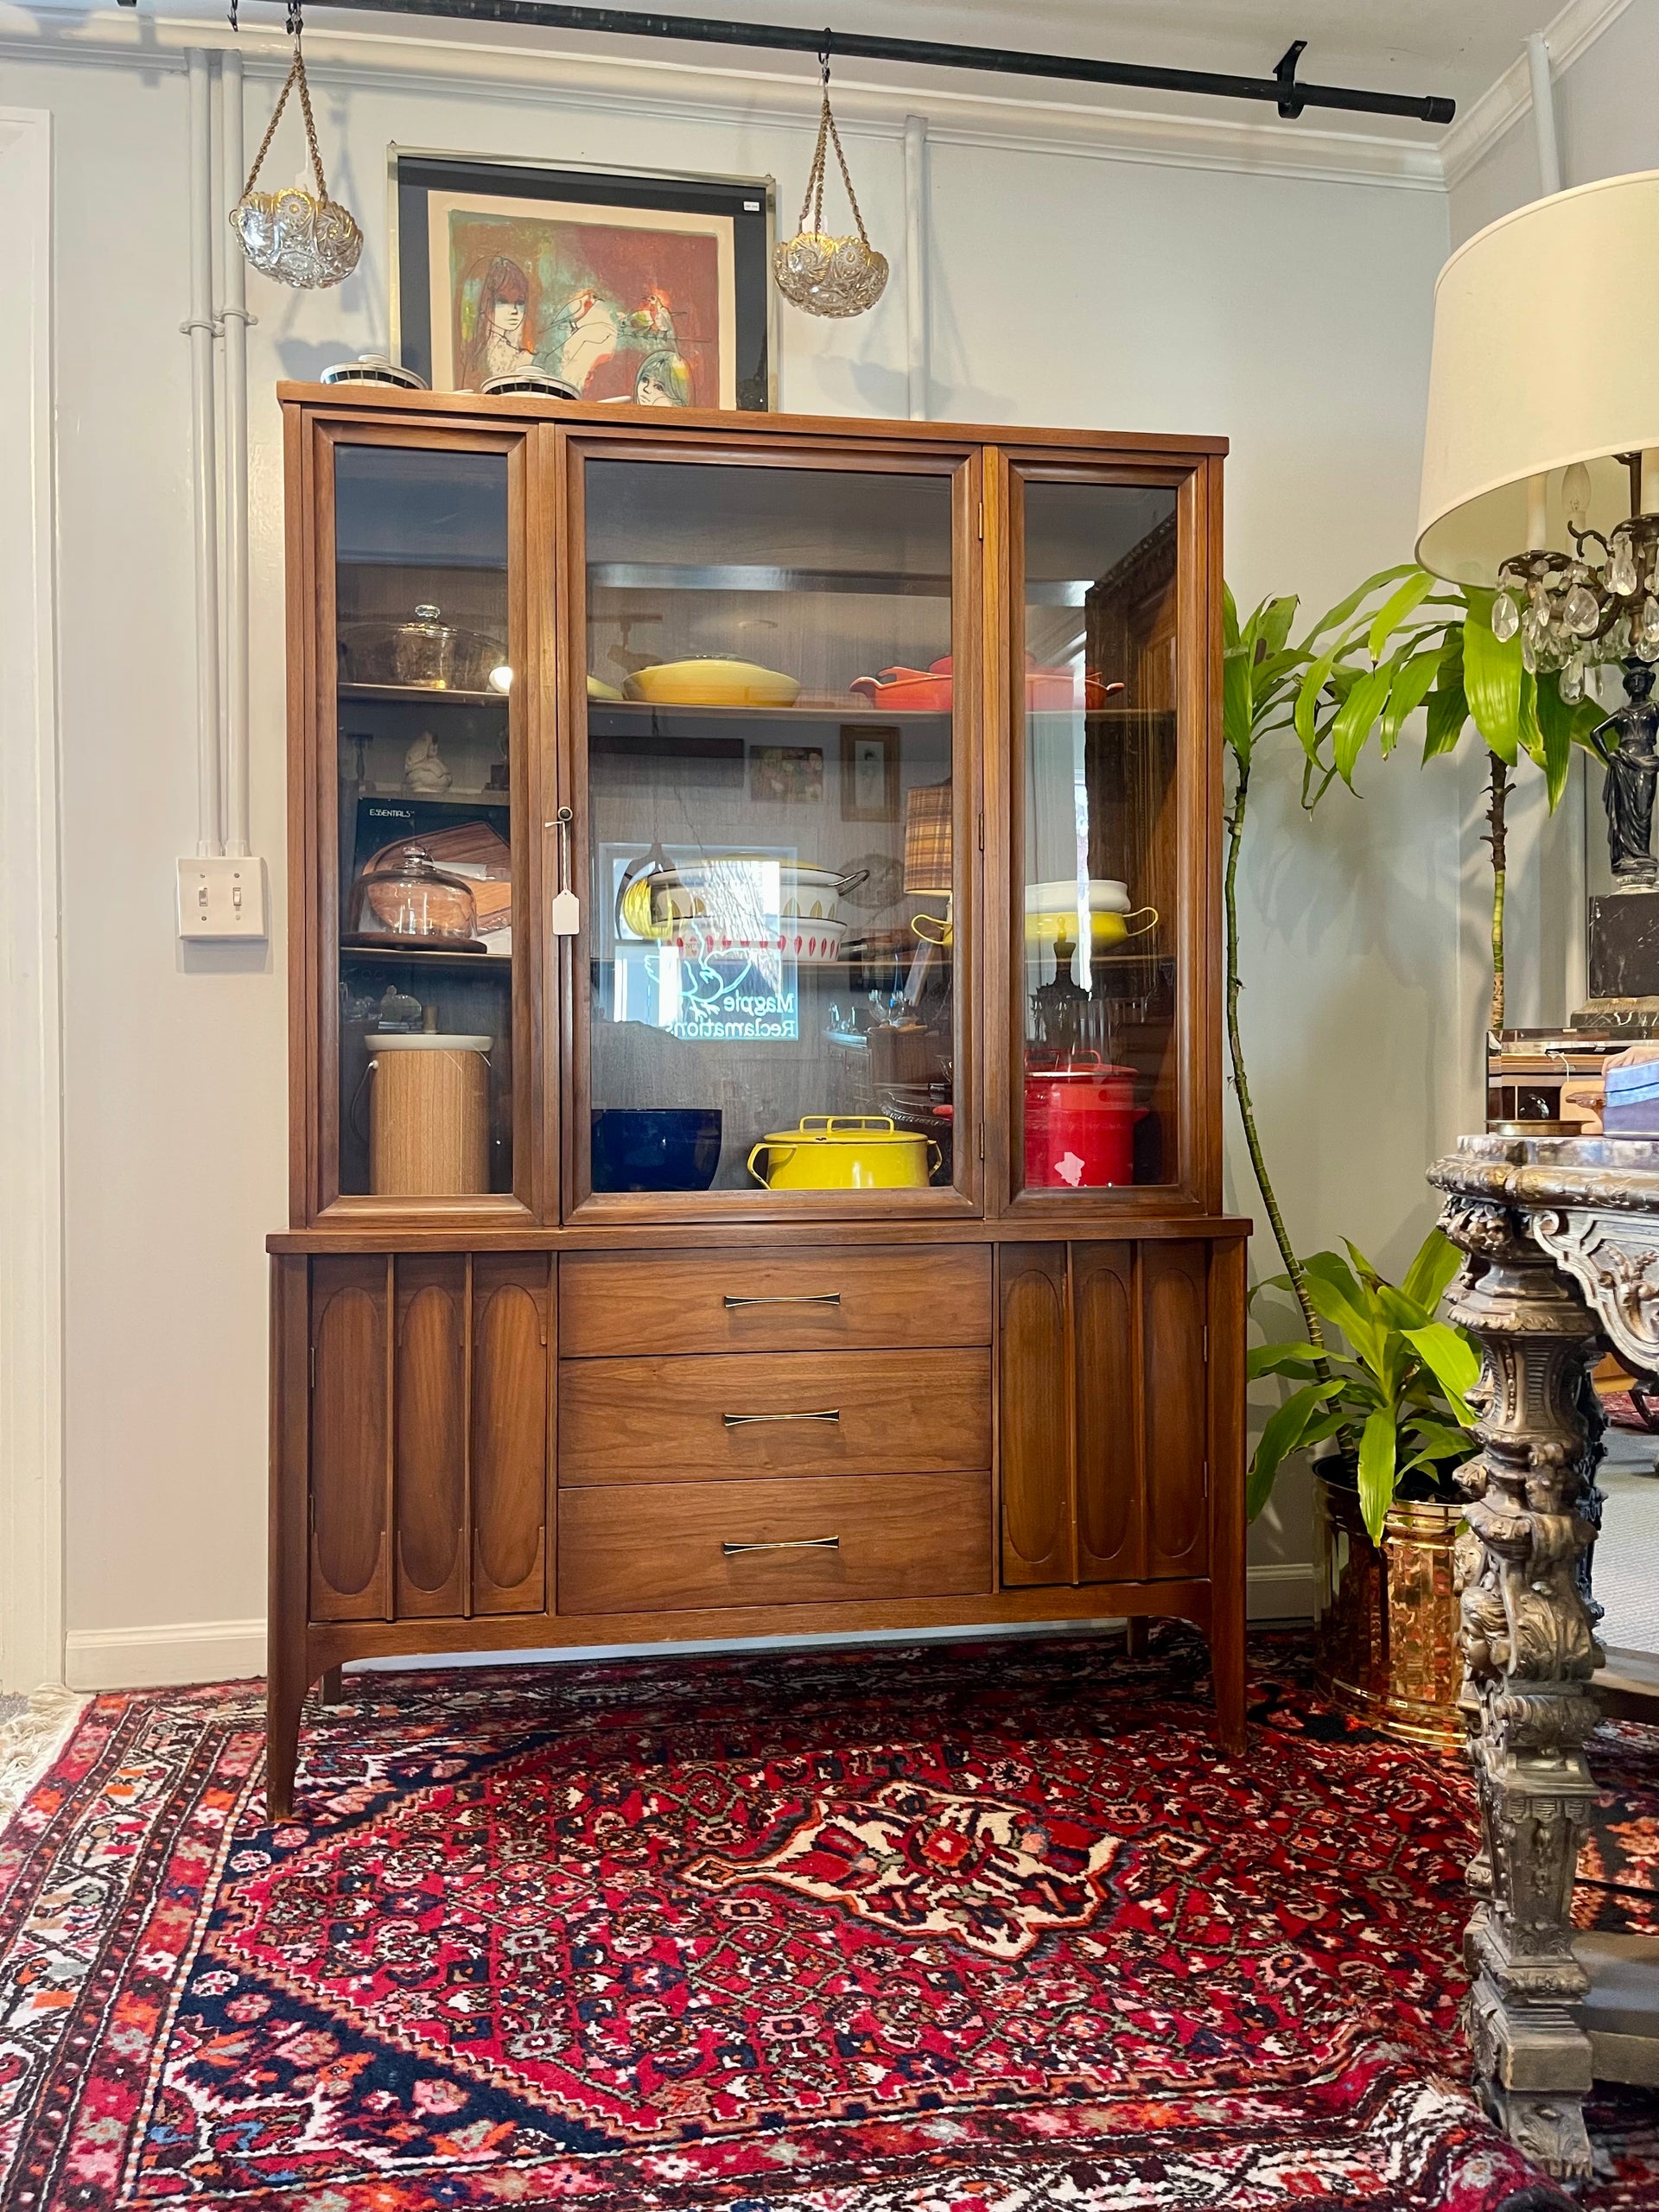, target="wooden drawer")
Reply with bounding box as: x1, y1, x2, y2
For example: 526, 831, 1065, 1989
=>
559, 1245, 991, 1358
559, 1348, 990, 1484
558, 1472, 992, 1614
